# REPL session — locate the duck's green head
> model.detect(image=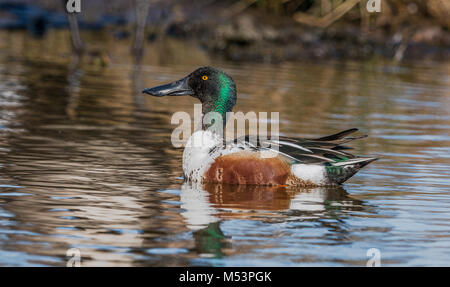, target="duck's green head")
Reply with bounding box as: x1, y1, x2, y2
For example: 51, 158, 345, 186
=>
143, 67, 237, 125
